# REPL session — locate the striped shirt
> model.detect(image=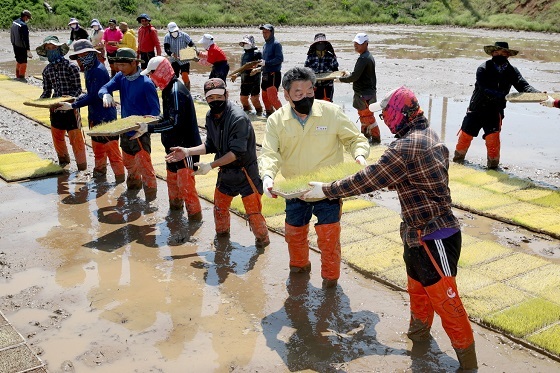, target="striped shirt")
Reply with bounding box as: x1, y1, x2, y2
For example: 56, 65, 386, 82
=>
322, 115, 460, 247
164, 32, 194, 66
40, 59, 82, 98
